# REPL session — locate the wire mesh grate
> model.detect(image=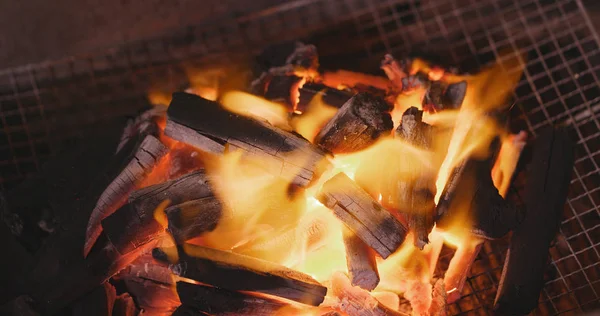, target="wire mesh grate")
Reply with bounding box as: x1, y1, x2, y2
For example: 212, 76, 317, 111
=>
0, 0, 598, 314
